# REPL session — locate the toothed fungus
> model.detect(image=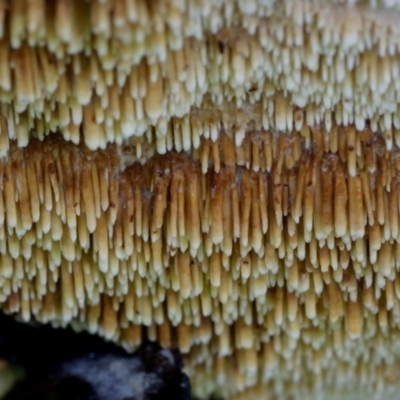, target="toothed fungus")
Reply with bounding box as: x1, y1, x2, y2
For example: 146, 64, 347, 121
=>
1, 1, 400, 399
